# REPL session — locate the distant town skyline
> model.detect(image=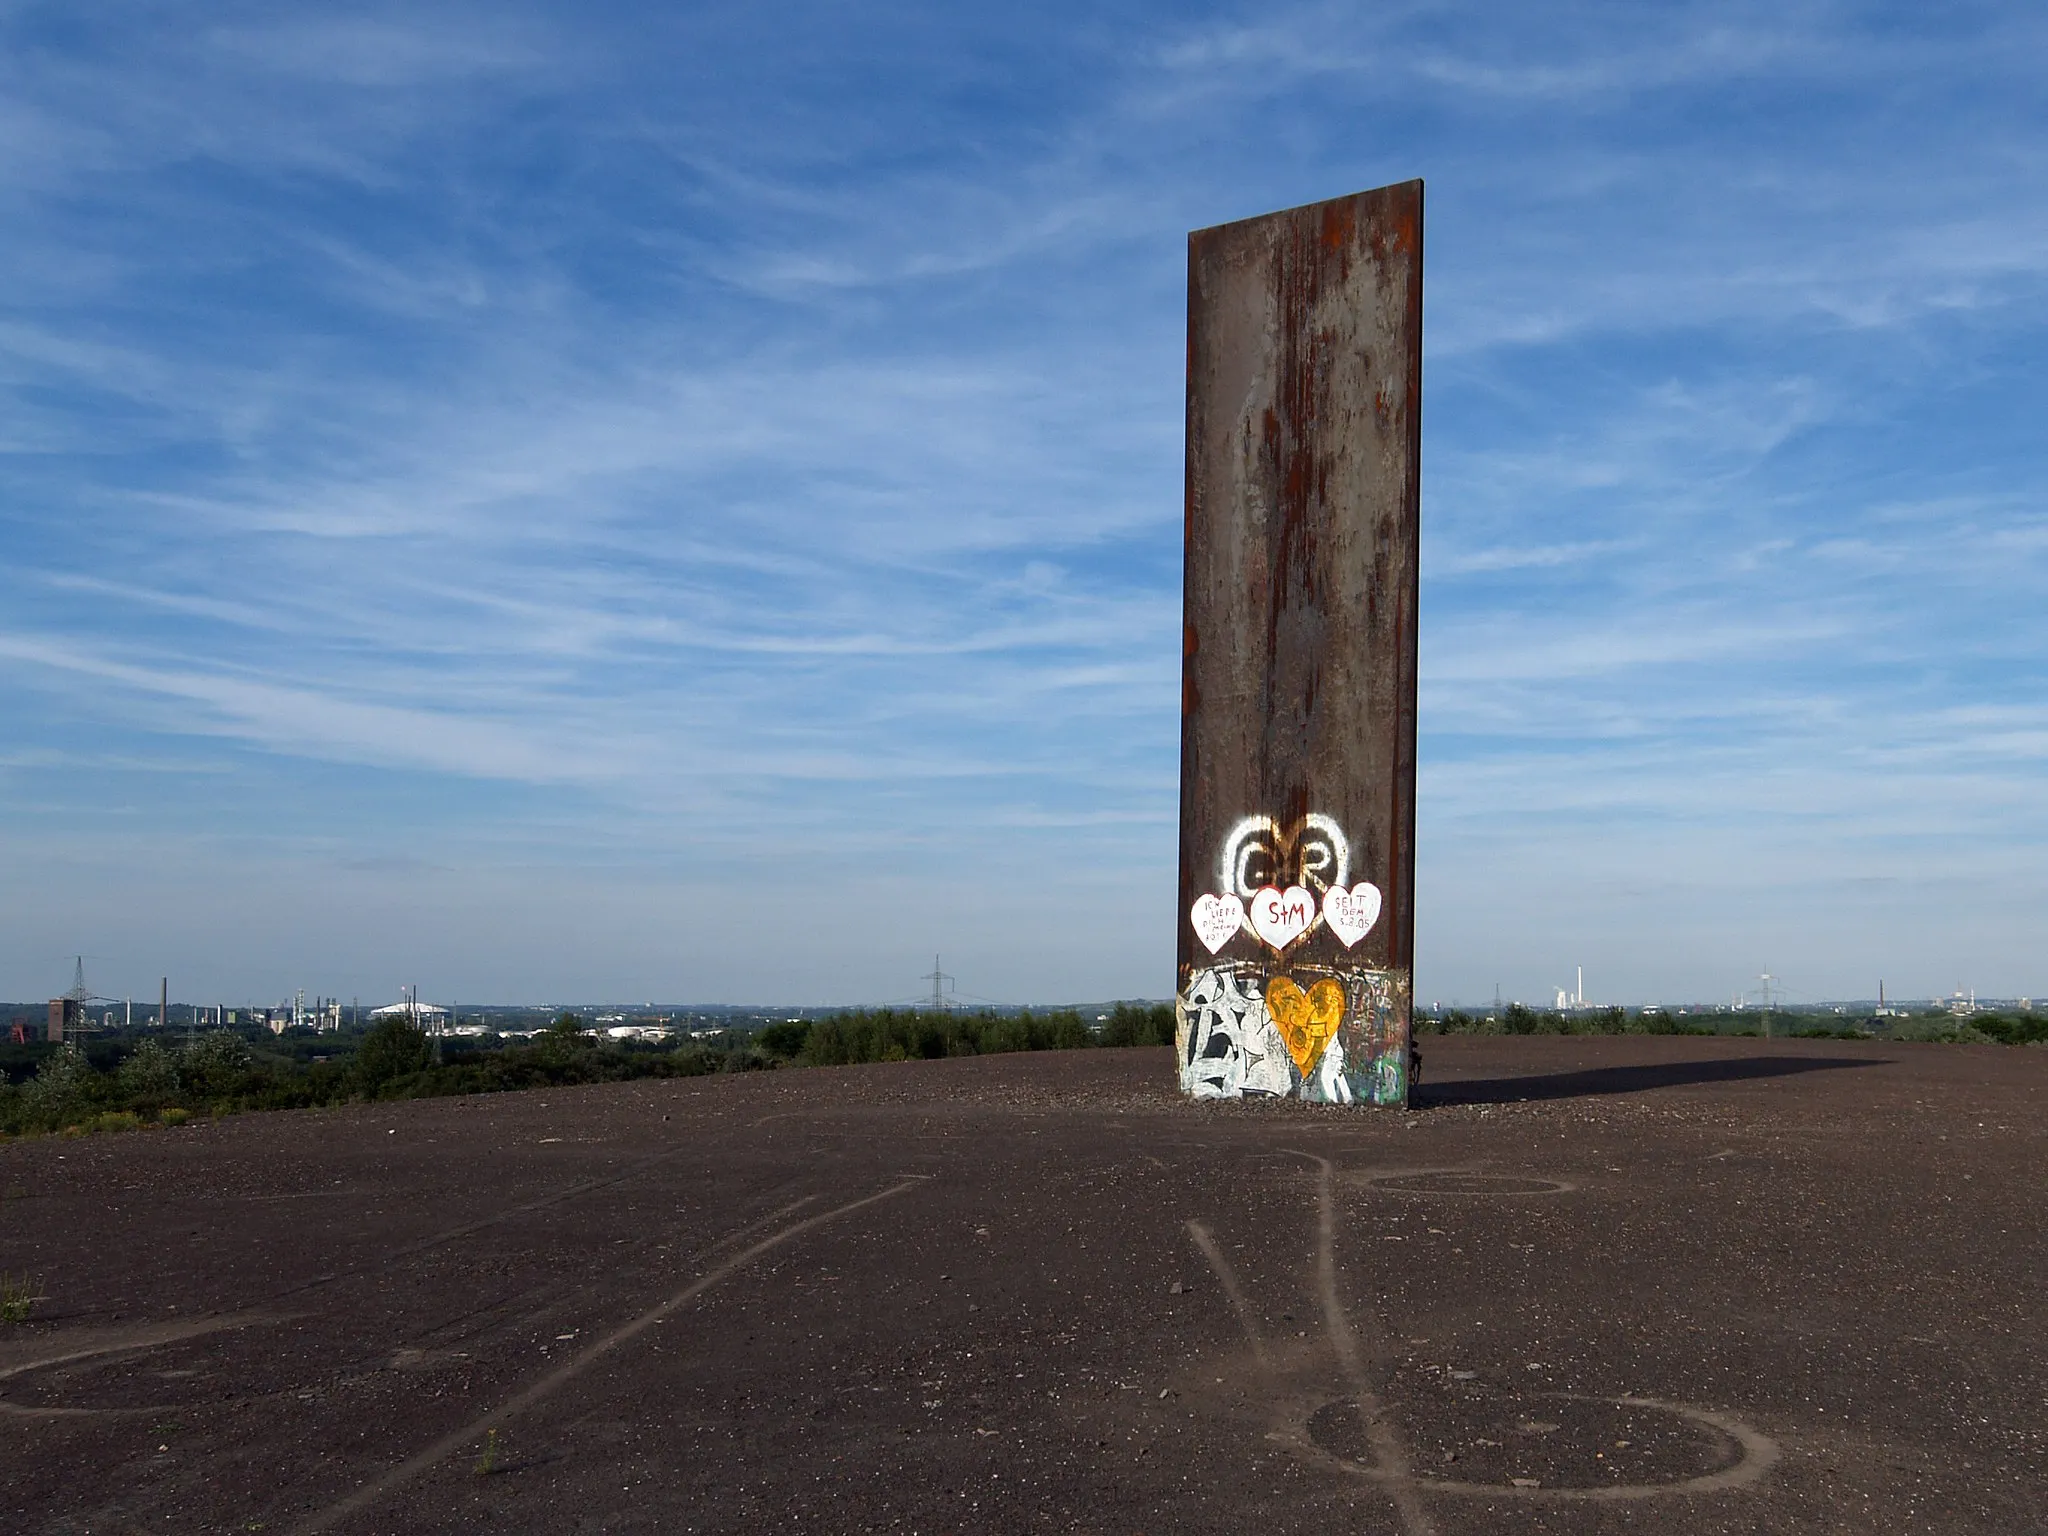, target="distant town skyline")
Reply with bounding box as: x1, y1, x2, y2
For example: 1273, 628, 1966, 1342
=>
2, 955, 2032, 1019
3, 2, 2045, 1005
